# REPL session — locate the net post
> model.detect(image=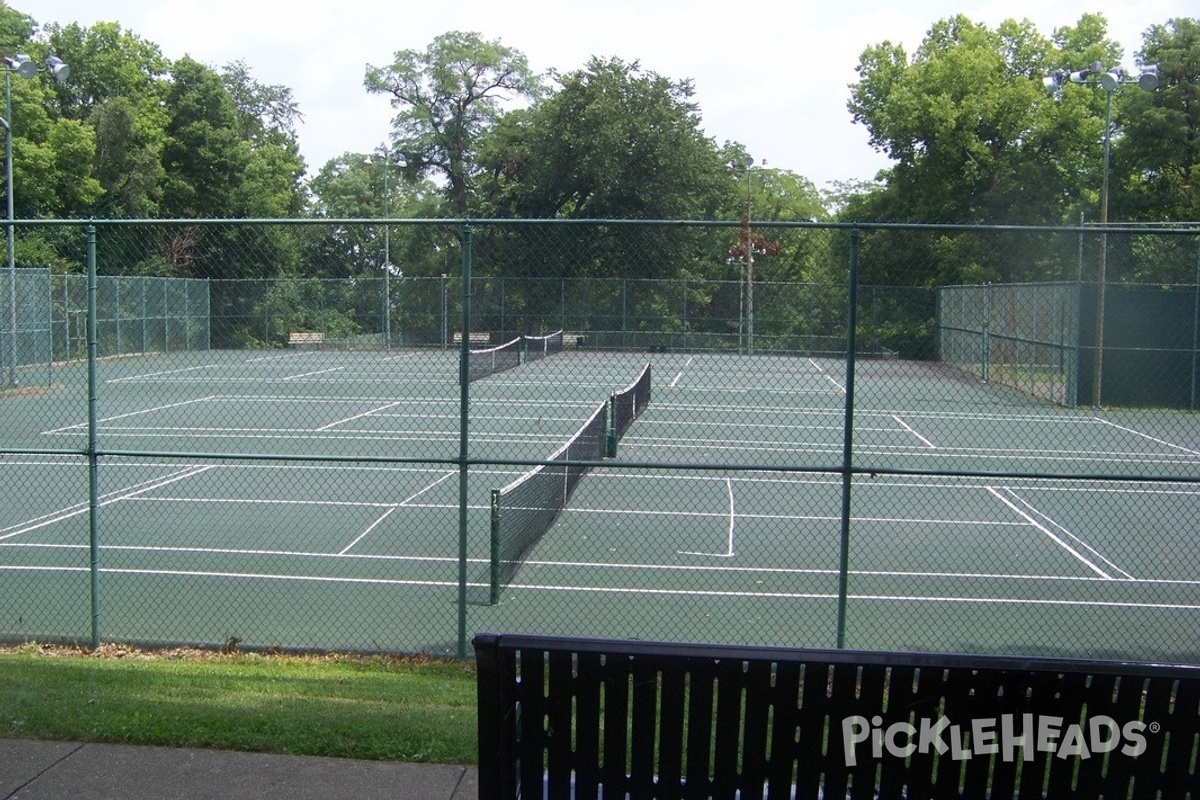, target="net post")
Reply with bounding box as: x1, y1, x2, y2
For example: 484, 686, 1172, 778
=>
489, 489, 502, 605
606, 393, 618, 457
